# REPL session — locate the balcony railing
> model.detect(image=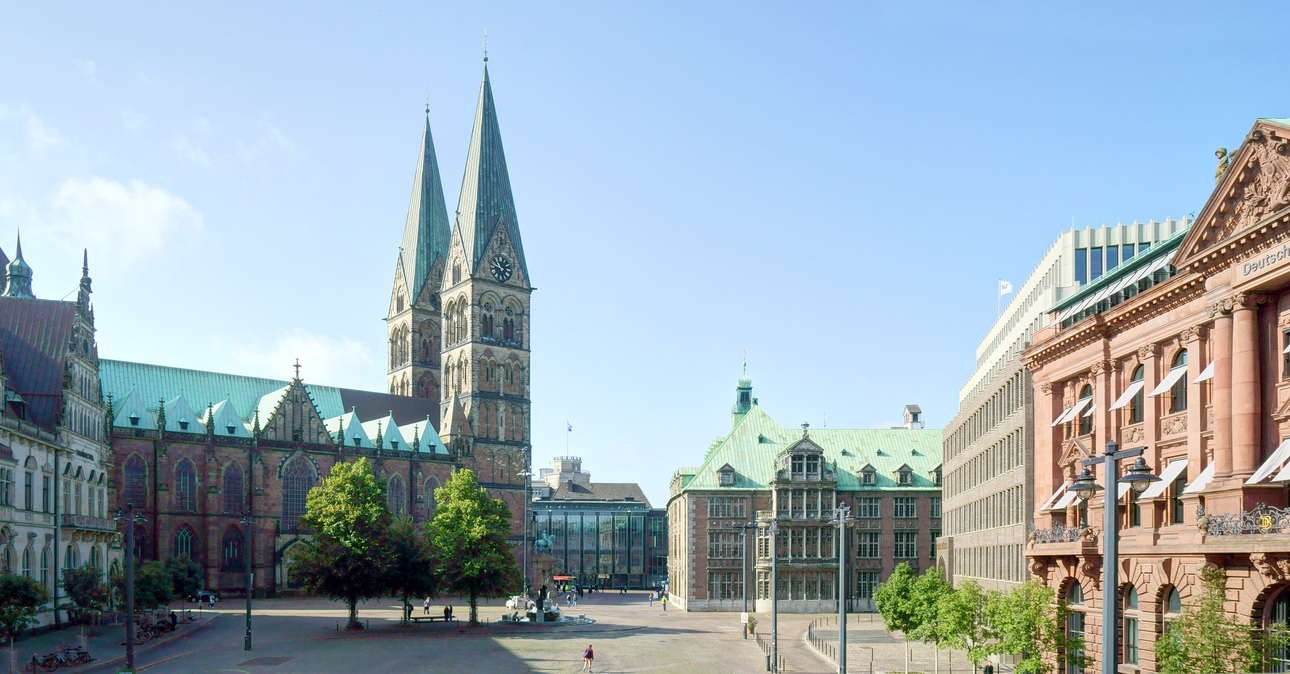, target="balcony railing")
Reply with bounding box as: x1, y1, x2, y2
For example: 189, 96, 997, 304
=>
1200, 504, 1290, 536
60, 514, 117, 532
1030, 524, 1088, 544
